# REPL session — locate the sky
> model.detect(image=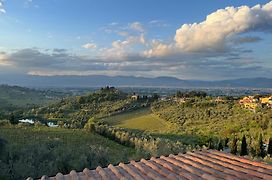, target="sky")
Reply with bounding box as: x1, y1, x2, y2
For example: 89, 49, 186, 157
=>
0, 0, 272, 80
